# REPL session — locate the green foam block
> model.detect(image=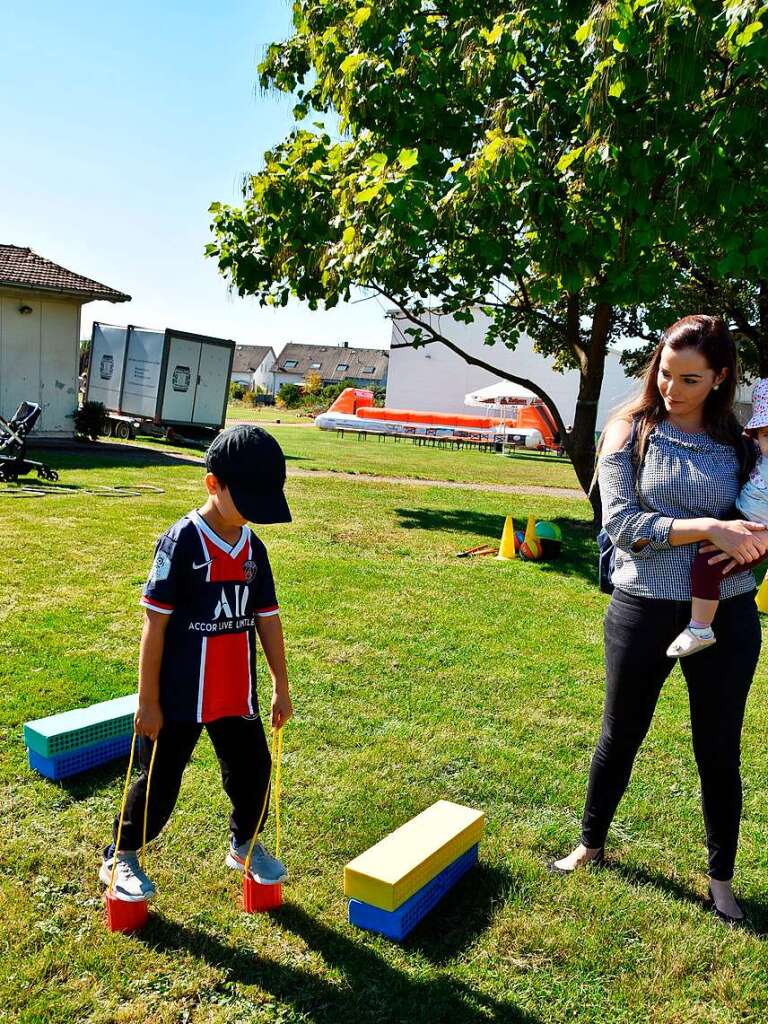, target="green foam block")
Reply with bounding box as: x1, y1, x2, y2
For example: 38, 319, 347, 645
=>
24, 694, 138, 757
